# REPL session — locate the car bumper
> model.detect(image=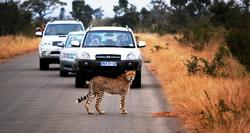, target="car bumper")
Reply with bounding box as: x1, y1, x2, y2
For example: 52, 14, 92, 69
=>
40, 56, 60, 64
75, 59, 142, 79
39, 46, 61, 59
60, 60, 76, 72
